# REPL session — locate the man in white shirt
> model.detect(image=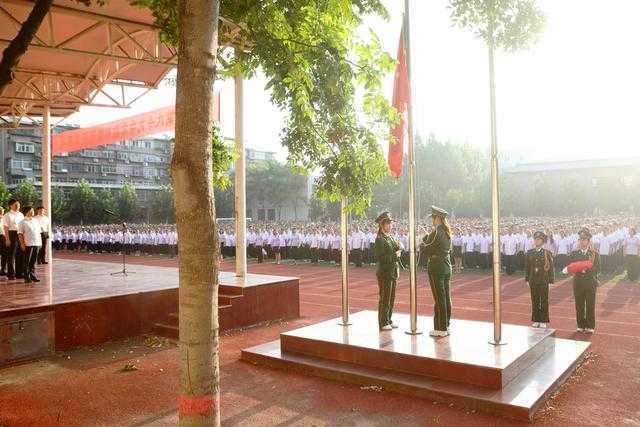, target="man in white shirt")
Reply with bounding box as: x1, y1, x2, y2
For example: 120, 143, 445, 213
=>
502, 230, 518, 275
350, 226, 365, 267
4, 199, 25, 279
35, 206, 50, 264
623, 227, 640, 281
18, 206, 42, 283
